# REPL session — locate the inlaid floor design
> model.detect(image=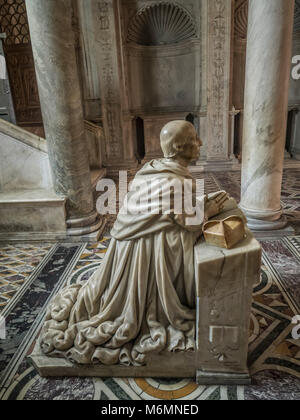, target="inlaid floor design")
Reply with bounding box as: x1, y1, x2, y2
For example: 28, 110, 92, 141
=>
0, 244, 53, 312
